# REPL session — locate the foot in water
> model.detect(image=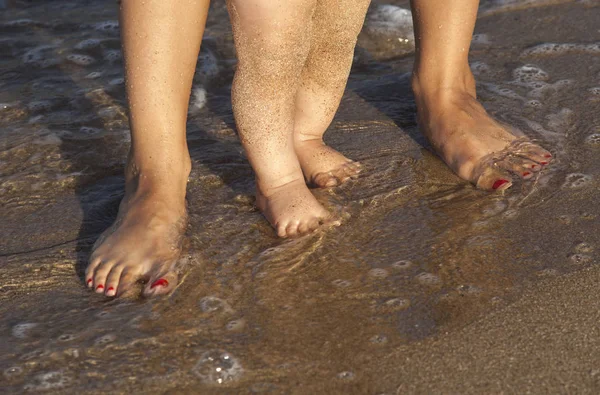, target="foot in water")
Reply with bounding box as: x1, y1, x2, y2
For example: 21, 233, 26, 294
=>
294, 134, 362, 188
413, 85, 552, 191
85, 166, 188, 298
256, 177, 332, 238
